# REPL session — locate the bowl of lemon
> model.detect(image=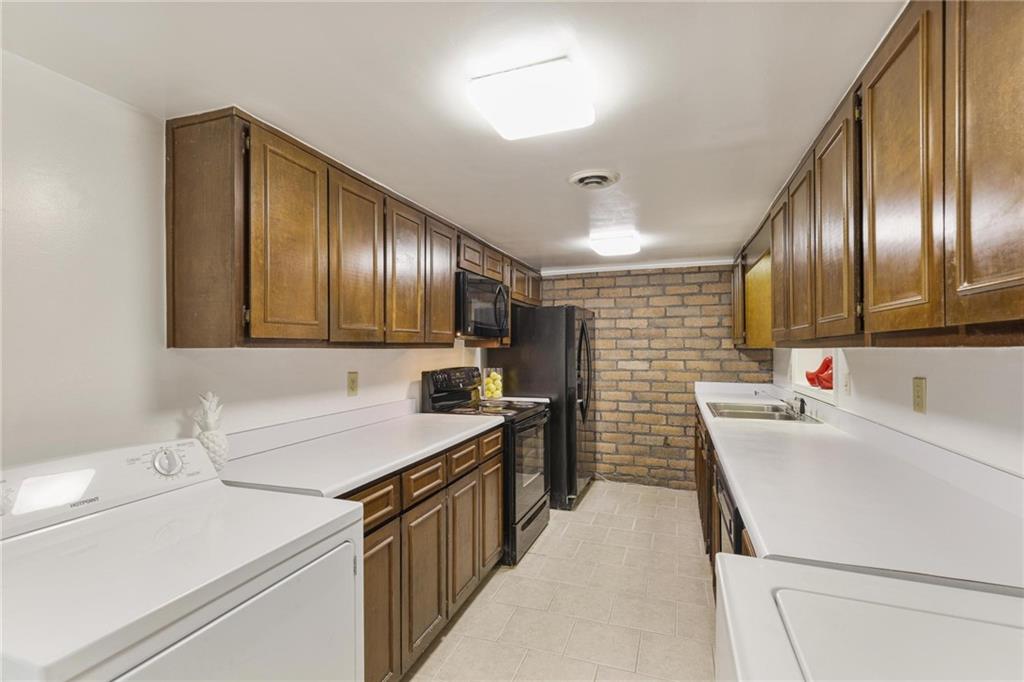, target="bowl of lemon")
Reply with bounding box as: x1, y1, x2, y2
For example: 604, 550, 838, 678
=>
482, 368, 504, 400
